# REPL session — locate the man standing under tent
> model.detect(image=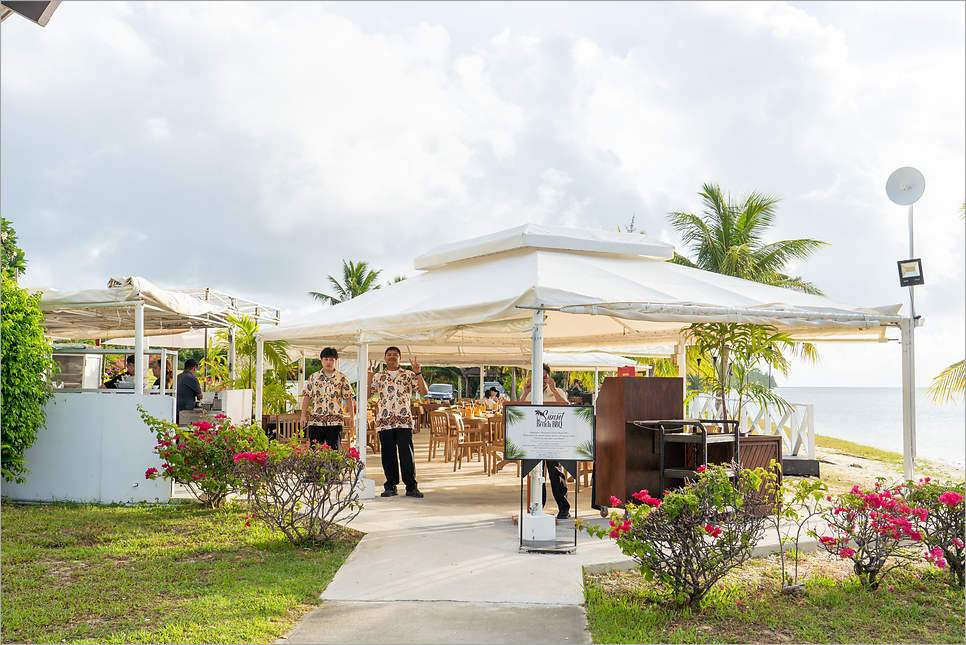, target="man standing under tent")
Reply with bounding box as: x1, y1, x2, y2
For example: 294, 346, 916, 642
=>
299, 347, 355, 451
521, 363, 571, 520
367, 347, 428, 498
